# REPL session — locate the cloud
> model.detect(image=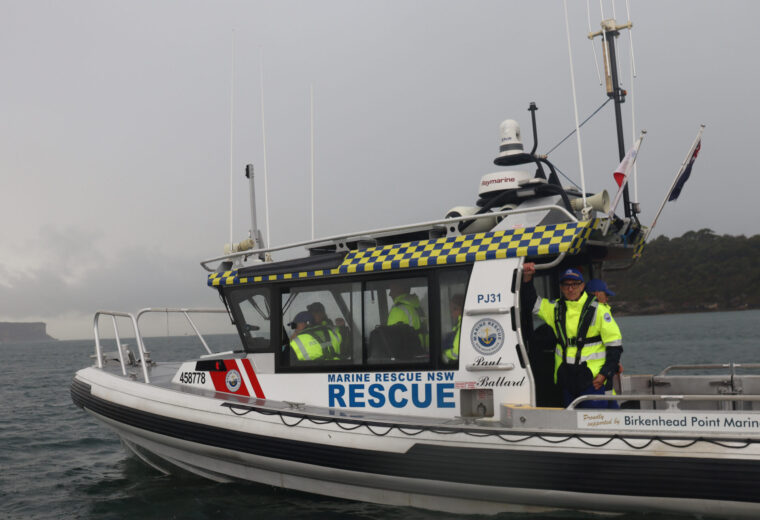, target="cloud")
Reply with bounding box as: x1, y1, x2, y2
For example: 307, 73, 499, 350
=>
0, 241, 220, 337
